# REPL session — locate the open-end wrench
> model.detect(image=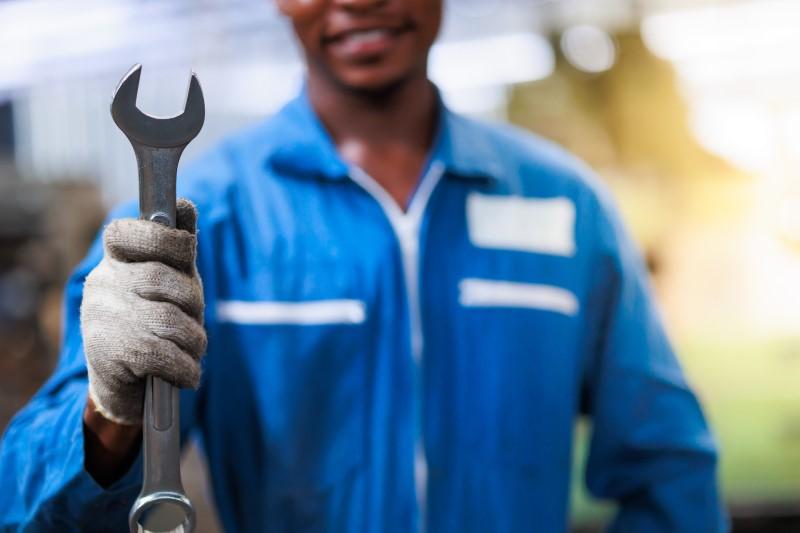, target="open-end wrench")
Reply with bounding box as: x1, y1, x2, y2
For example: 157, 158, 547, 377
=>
111, 64, 204, 533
